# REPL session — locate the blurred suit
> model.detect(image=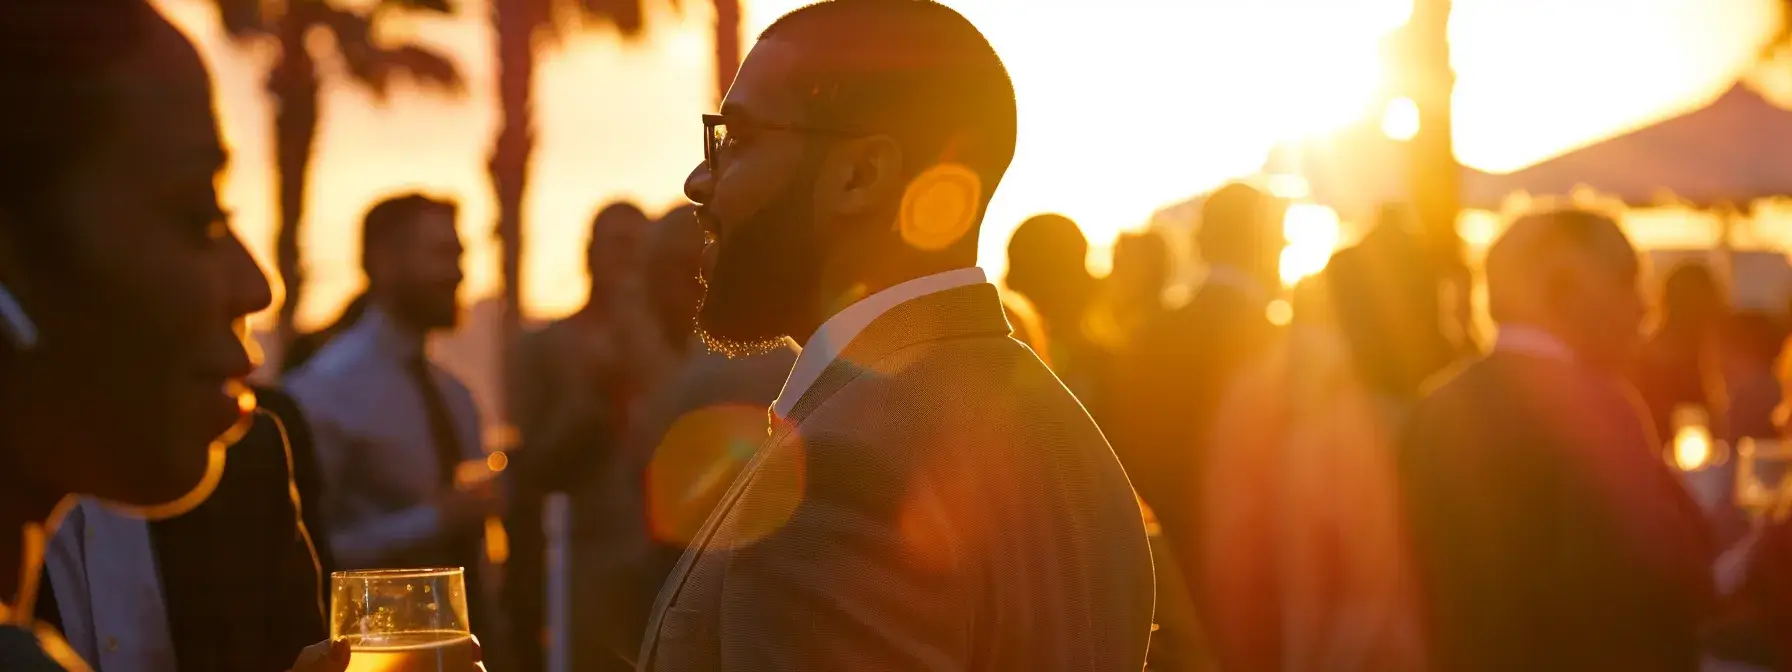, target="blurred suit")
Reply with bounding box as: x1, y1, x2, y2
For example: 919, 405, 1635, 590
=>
567, 344, 797, 670
638, 281, 1154, 671
151, 386, 333, 670
38, 386, 331, 671
504, 318, 631, 672
1399, 347, 1714, 672
1110, 269, 1278, 602
1744, 515, 1792, 670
